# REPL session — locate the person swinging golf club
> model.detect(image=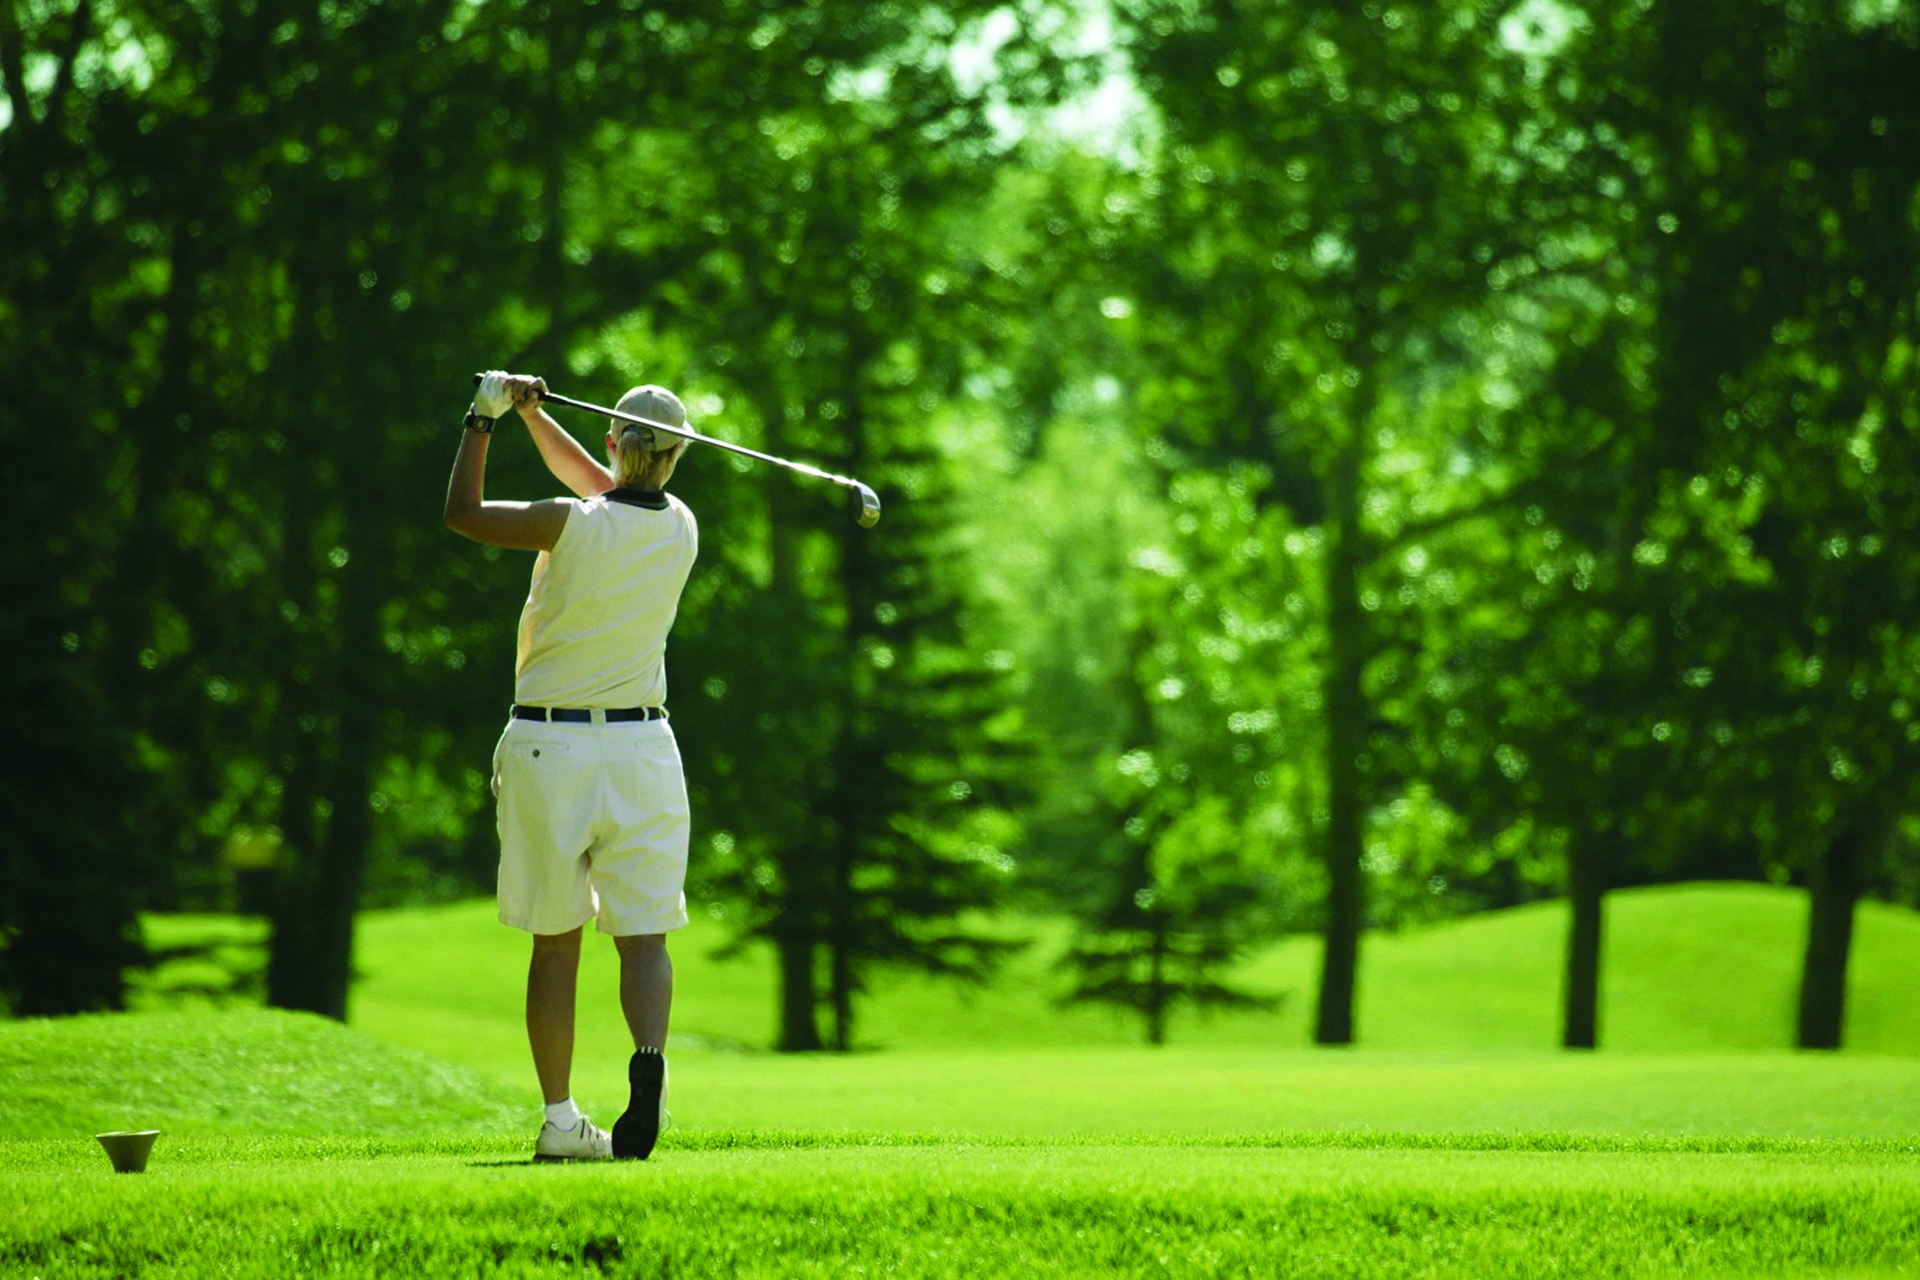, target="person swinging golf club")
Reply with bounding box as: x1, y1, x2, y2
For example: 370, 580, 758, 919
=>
445, 370, 695, 1162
